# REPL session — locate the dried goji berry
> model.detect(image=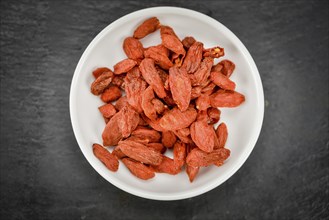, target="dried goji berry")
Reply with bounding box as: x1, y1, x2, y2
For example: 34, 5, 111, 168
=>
118, 104, 140, 138
169, 66, 191, 111
114, 96, 128, 111
161, 26, 185, 58
160, 25, 179, 38
173, 142, 186, 168
182, 41, 203, 73
203, 46, 224, 58
191, 57, 213, 87
207, 107, 221, 124
123, 37, 144, 61
161, 131, 177, 148
139, 58, 166, 98
98, 103, 117, 119
93, 143, 119, 171
186, 148, 230, 167
186, 165, 199, 182
131, 126, 161, 143
210, 90, 245, 107
141, 86, 157, 120
182, 36, 196, 49
144, 45, 173, 70
159, 107, 197, 131
118, 140, 163, 165
152, 156, 180, 175
91, 71, 114, 95
219, 59, 235, 77
195, 94, 211, 111
124, 68, 147, 113
133, 17, 160, 39
122, 158, 155, 180
210, 71, 236, 91
215, 123, 228, 149
102, 112, 123, 146
113, 58, 137, 75
92, 67, 112, 79
101, 86, 122, 103
190, 119, 215, 153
